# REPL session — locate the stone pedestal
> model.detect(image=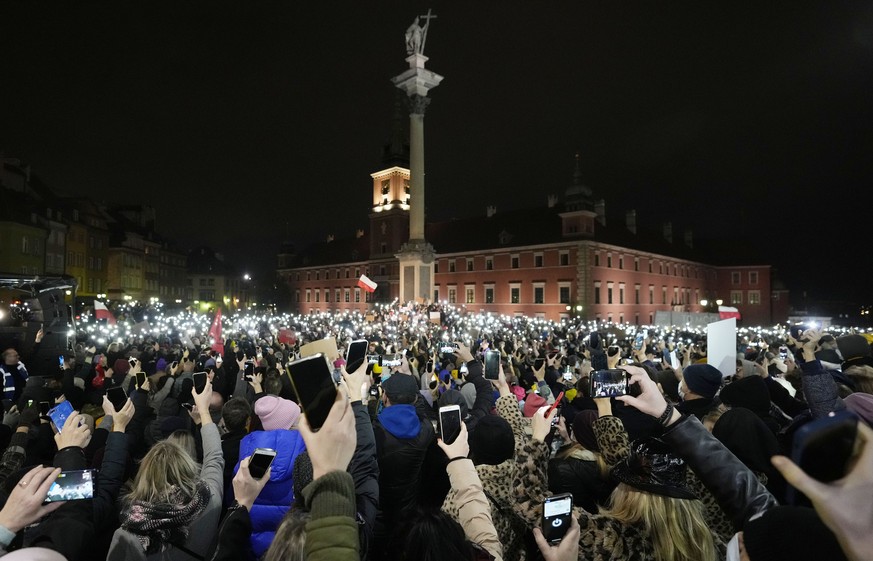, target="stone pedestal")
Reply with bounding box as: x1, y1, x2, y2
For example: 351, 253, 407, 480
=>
396, 240, 435, 304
